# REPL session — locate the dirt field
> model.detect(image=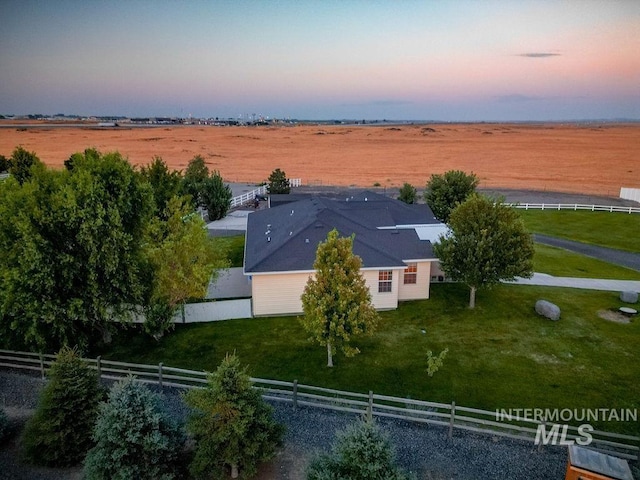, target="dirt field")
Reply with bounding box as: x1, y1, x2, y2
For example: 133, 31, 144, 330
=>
1, 122, 638, 196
